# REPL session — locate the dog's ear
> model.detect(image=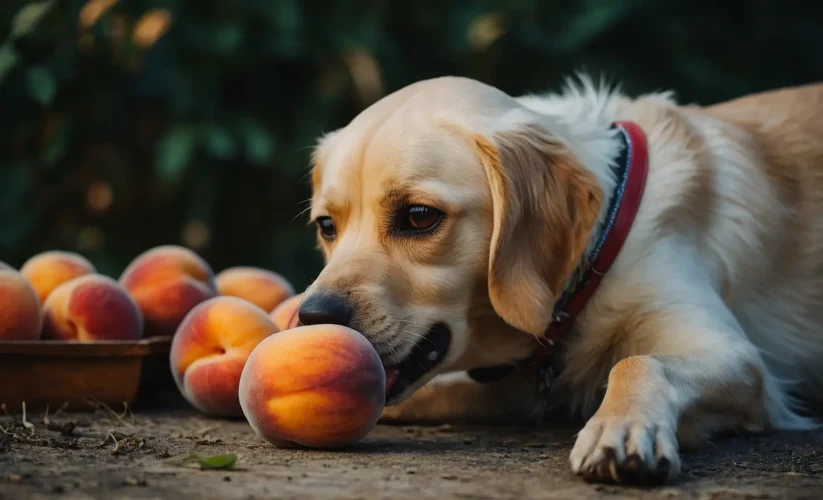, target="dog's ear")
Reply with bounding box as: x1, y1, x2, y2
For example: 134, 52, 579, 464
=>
472, 123, 602, 336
